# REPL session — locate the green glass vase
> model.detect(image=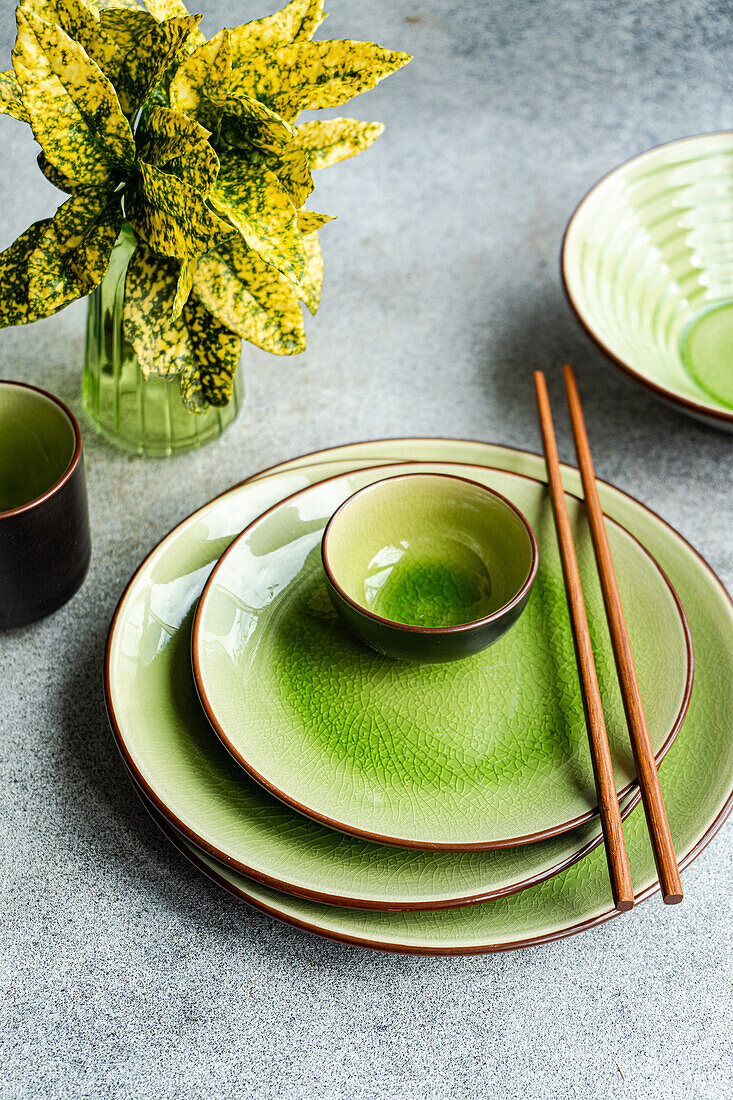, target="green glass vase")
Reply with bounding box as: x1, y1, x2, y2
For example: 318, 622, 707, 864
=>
83, 225, 242, 457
